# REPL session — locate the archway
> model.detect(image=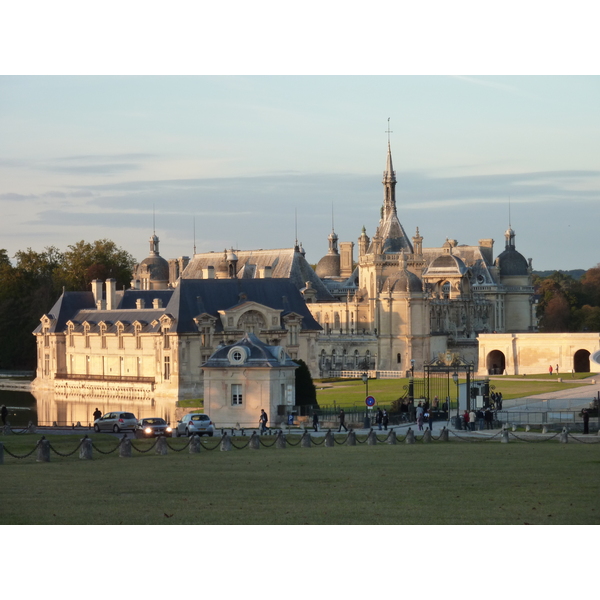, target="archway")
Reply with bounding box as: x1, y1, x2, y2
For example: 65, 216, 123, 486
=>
573, 349, 590, 373
486, 350, 506, 375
